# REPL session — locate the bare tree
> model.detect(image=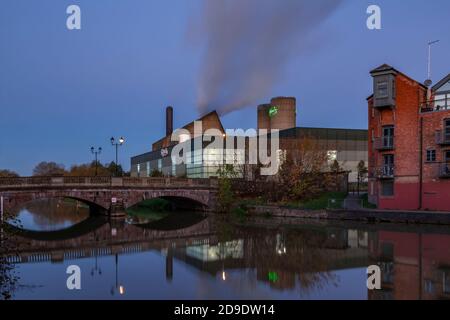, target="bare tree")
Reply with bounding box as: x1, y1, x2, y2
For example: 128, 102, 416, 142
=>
32, 162, 66, 177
